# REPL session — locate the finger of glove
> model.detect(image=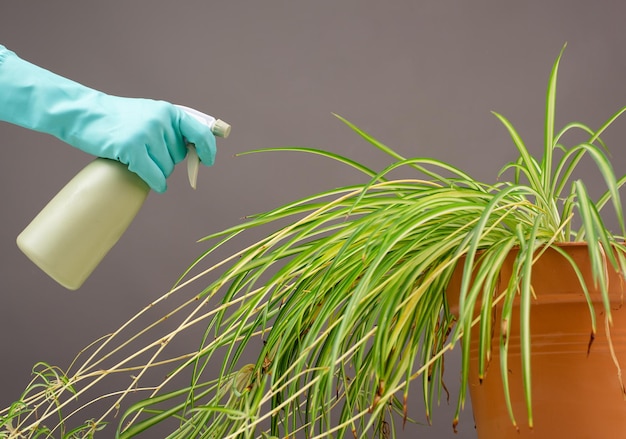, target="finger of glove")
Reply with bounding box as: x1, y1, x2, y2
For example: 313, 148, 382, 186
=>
126, 146, 168, 193
145, 101, 187, 167
178, 110, 217, 166
160, 102, 189, 164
